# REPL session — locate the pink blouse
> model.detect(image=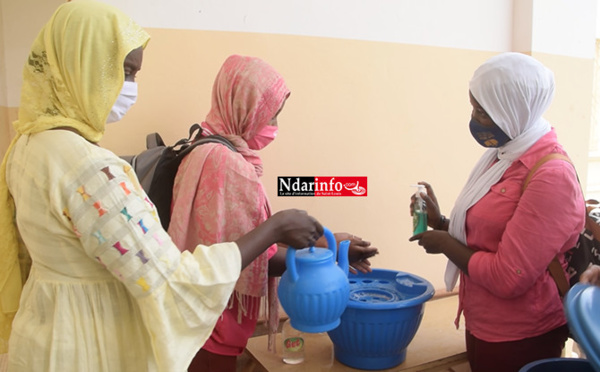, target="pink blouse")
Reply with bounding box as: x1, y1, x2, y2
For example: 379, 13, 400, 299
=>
460, 129, 584, 342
